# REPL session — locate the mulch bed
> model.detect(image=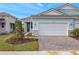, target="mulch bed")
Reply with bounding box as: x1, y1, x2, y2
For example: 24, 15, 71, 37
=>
6, 38, 38, 45
70, 36, 79, 40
